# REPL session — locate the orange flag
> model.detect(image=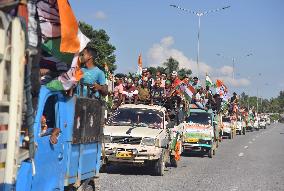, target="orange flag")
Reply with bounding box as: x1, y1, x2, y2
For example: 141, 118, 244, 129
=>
216, 79, 224, 87
138, 54, 142, 68
58, 0, 80, 53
